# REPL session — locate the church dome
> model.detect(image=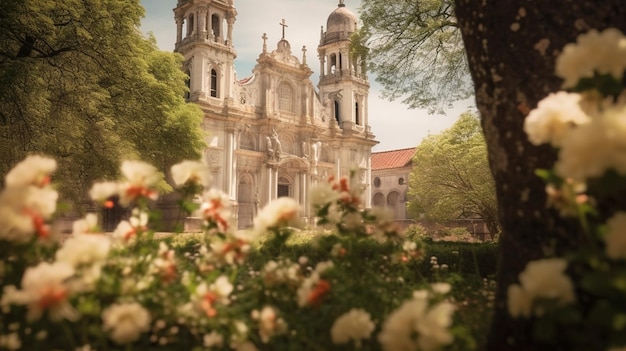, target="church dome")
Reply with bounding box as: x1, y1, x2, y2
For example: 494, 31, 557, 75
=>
324, 2, 357, 43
